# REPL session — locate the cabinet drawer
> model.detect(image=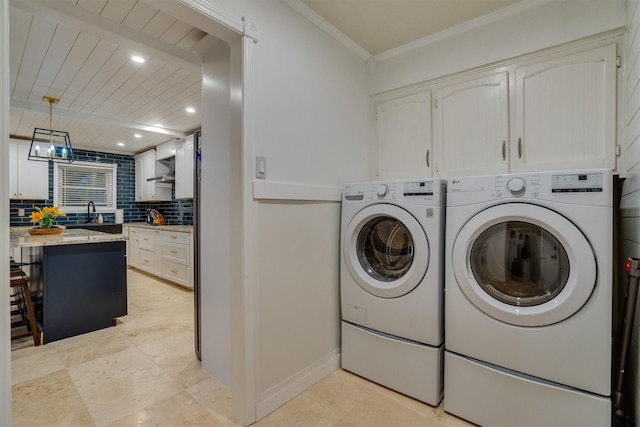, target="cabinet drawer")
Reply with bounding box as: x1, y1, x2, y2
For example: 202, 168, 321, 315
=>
162, 231, 189, 245
138, 229, 156, 250
163, 260, 190, 287
138, 249, 155, 273
162, 243, 189, 265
